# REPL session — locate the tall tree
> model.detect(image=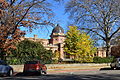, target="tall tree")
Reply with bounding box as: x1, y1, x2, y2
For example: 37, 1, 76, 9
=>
64, 26, 96, 63
112, 32, 120, 45
0, 0, 59, 59
52, 51, 60, 63
65, 0, 120, 56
